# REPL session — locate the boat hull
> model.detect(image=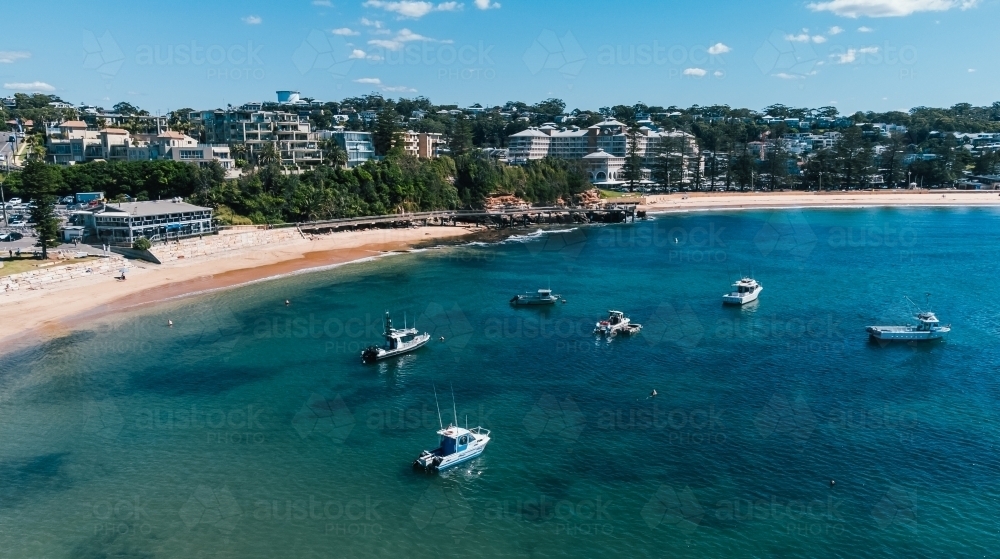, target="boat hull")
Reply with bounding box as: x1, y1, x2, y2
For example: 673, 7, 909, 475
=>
866, 327, 948, 341
362, 334, 431, 363
413, 437, 490, 471
722, 288, 762, 305
511, 299, 557, 307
